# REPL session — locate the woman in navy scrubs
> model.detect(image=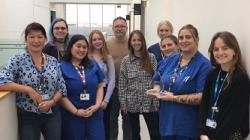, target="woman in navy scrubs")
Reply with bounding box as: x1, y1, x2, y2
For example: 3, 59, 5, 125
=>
60, 34, 105, 140
147, 24, 212, 140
